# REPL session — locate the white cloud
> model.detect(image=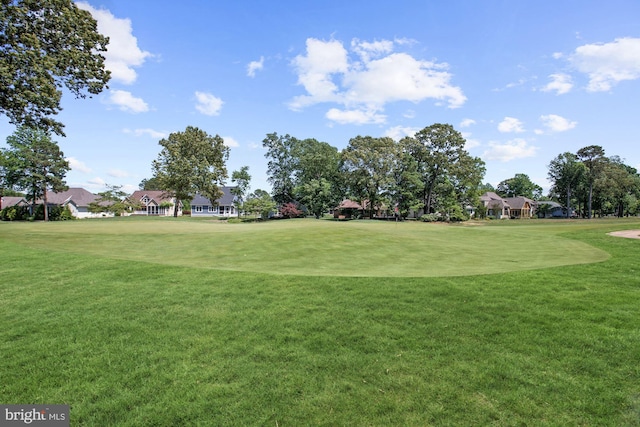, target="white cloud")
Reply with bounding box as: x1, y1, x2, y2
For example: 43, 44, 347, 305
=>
66, 157, 91, 174
123, 128, 167, 139
247, 56, 264, 77
460, 118, 476, 128
384, 125, 420, 141
290, 37, 465, 125
195, 91, 223, 116
86, 177, 107, 190
461, 132, 481, 149
482, 139, 538, 162
542, 73, 573, 95
539, 114, 577, 132
290, 38, 349, 110
325, 108, 386, 125
570, 37, 640, 92
107, 169, 130, 178
351, 38, 394, 62
106, 90, 149, 113
498, 117, 525, 133
76, 2, 152, 85
222, 136, 239, 147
